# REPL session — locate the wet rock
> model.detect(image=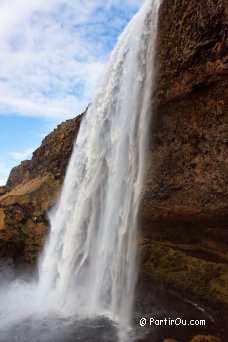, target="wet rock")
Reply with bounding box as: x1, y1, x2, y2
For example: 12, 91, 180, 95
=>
141, 241, 228, 305
140, 0, 227, 305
